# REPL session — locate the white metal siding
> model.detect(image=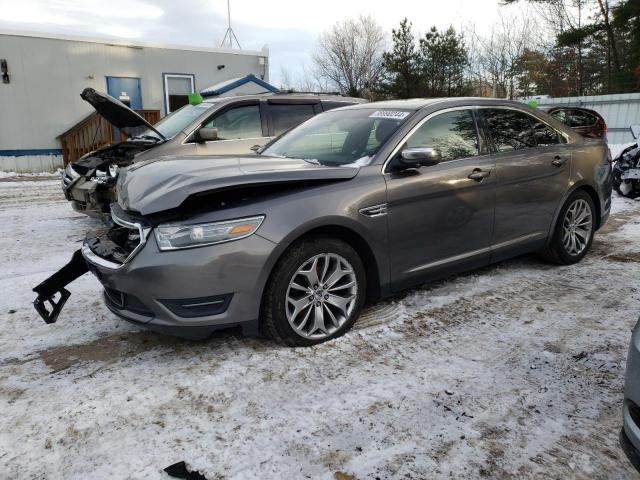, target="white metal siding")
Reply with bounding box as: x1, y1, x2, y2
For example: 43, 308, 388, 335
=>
0, 33, 268, 171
